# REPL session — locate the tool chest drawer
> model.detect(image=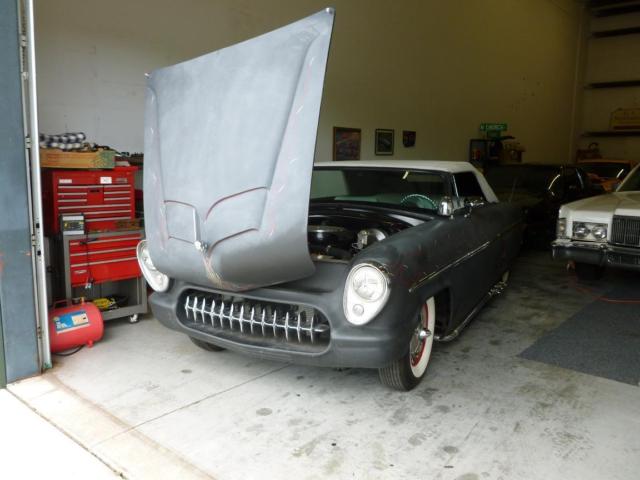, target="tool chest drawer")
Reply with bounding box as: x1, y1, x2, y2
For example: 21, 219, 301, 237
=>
43, 167, 137, 235
67, 231, 142, 287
